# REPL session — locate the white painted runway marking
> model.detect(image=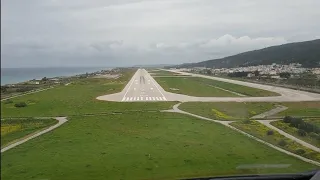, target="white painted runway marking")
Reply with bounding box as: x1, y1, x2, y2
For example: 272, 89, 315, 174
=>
146, 97, 149, 100
122, 97, 125, 101
150, 88, 153, 90
163, 97, 167, 100
137, 97, 139, 101
122, 71, 138, 100
133, 97, 136, 101
156, 97, 159, 100
140, 97, 143, 101
126, 97, 130, 101
129, 97, 133, 101
152, 97, 155, 100
159, 97, 163, 101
